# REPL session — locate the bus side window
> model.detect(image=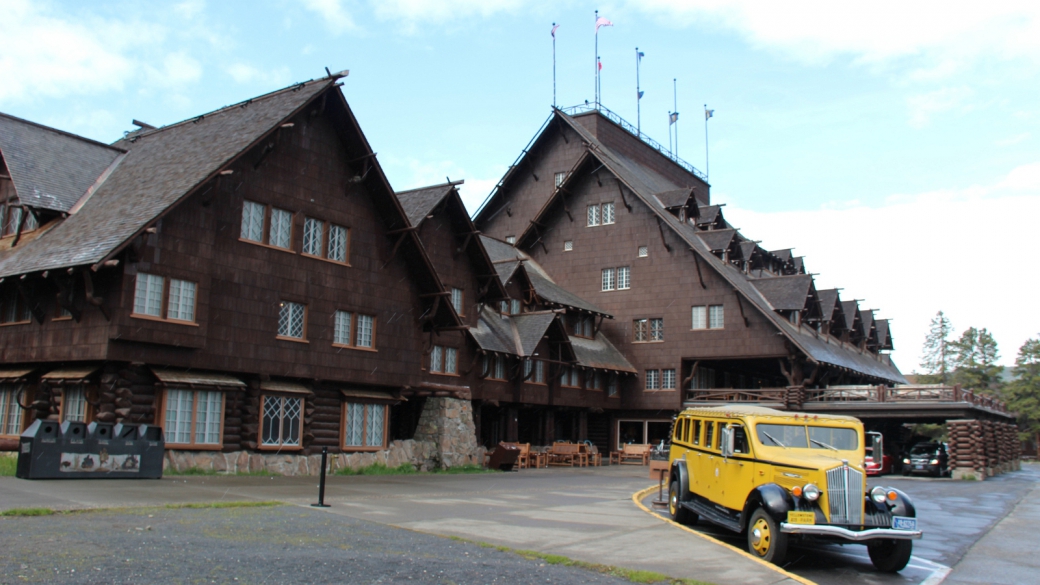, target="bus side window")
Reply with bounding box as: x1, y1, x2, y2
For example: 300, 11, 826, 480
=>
680, 419, 689, 443
674, 418, 685, 442
732, 425, 749, 454
705, 421, 715, 450
691, 419, 701, 446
